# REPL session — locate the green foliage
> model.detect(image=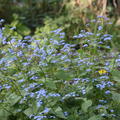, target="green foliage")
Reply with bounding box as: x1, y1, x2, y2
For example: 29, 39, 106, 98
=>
88, 115, 102, 120
81, 99, 92, 112
0, 17, 120, 120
